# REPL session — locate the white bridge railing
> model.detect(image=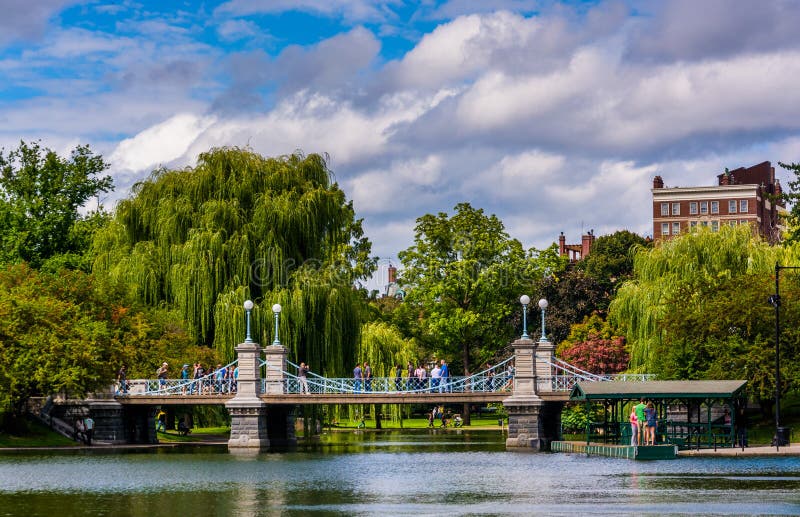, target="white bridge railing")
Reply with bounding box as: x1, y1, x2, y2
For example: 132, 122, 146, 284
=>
542, 357, 655, 392
120, 359, 239, 396
265, 357, 516, 395
117, 353, 653, 397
